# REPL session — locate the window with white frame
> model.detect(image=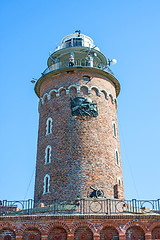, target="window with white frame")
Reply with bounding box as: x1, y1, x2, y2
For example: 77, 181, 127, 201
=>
45, 145, 51, 164
113, 122, 117, 138
43, 174, 50, 194
46, 117, 52, 135
115, 150, 119, 166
